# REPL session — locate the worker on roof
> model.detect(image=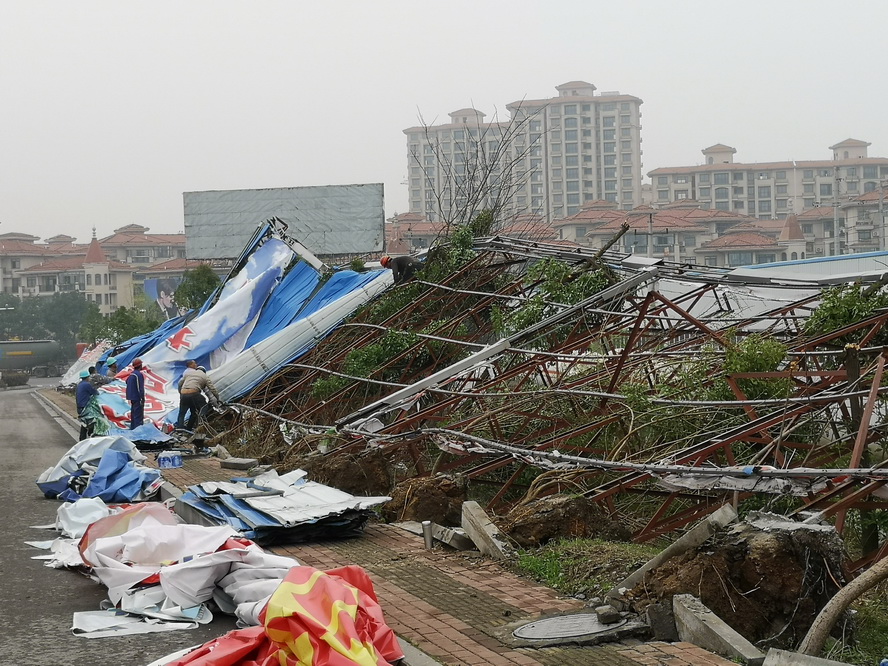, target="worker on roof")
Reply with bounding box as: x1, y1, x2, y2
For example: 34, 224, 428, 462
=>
380, 255, 423, 285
